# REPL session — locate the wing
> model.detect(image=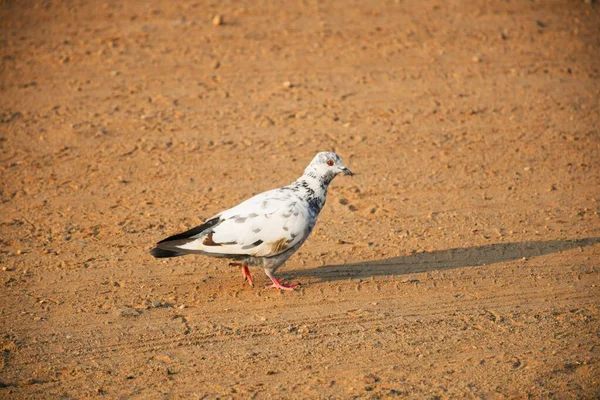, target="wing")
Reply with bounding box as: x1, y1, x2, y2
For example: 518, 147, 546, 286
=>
156, 189, 311, 259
